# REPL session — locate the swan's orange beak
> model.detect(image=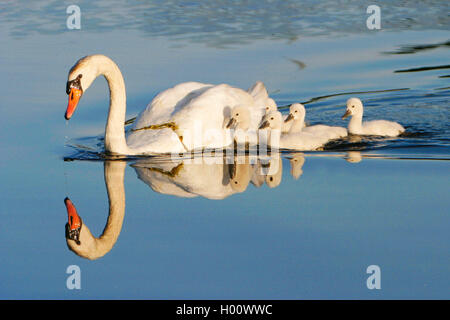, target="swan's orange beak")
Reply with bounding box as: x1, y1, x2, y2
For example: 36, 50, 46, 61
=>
65, 88, 82, 120
64, 197, 81, 231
